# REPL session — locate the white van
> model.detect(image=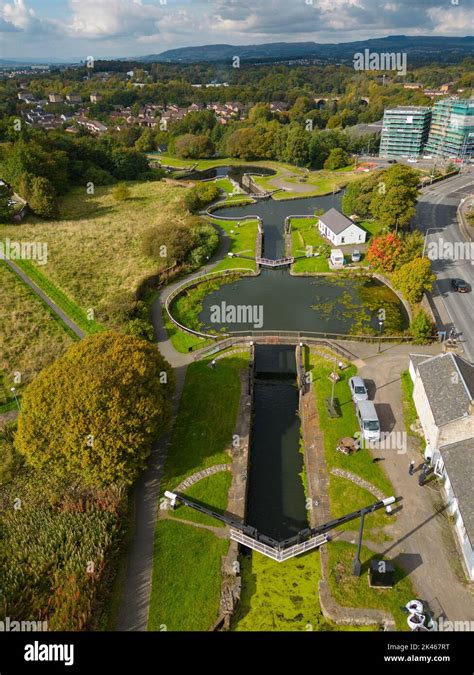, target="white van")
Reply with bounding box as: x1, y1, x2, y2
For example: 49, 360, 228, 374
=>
355, 400, 381, 442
